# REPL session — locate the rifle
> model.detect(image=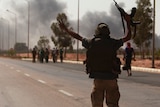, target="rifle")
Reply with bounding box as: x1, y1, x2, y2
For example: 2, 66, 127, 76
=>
113, 0, 140, 38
